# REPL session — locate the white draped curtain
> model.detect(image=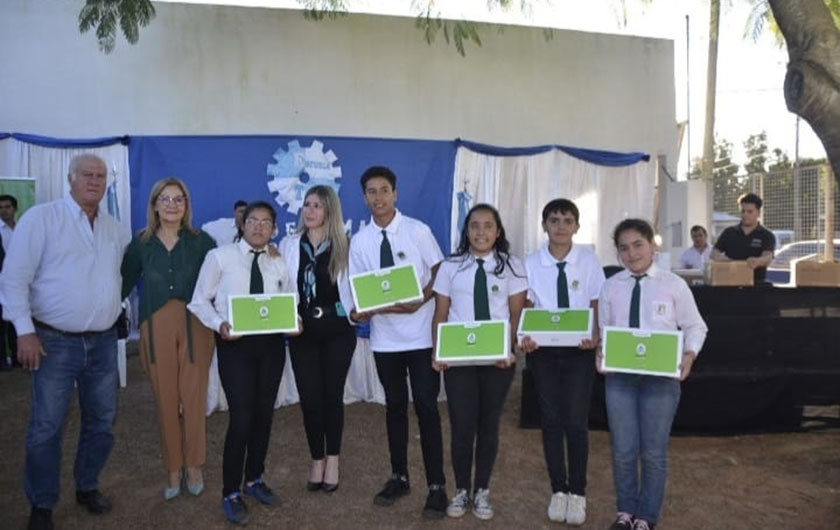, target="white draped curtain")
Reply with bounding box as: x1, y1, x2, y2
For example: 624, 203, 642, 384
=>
450, 145, 654, 265
0, 136, 132, 235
